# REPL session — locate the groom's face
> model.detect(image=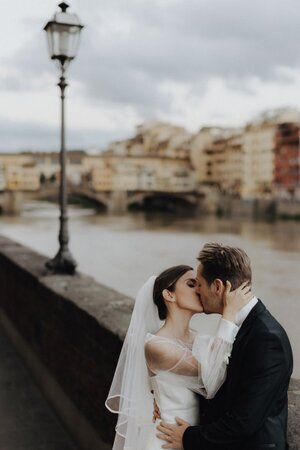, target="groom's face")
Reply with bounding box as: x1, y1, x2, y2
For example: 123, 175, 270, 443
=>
196, 263, 224, 314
